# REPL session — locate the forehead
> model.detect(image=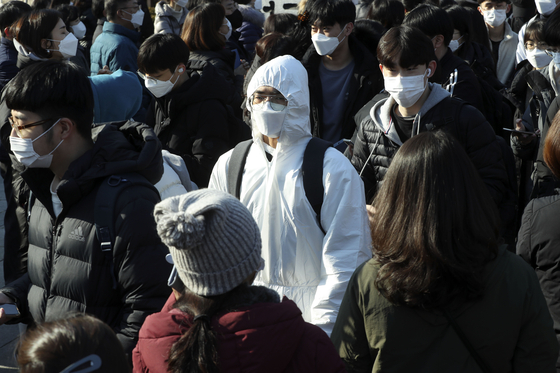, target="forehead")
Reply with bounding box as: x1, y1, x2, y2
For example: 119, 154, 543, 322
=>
312, 21, 338, 28
11, 109, 41, 121
479, 0, 507, 5
124, 0, 138, 6
255, 86, 283, 95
